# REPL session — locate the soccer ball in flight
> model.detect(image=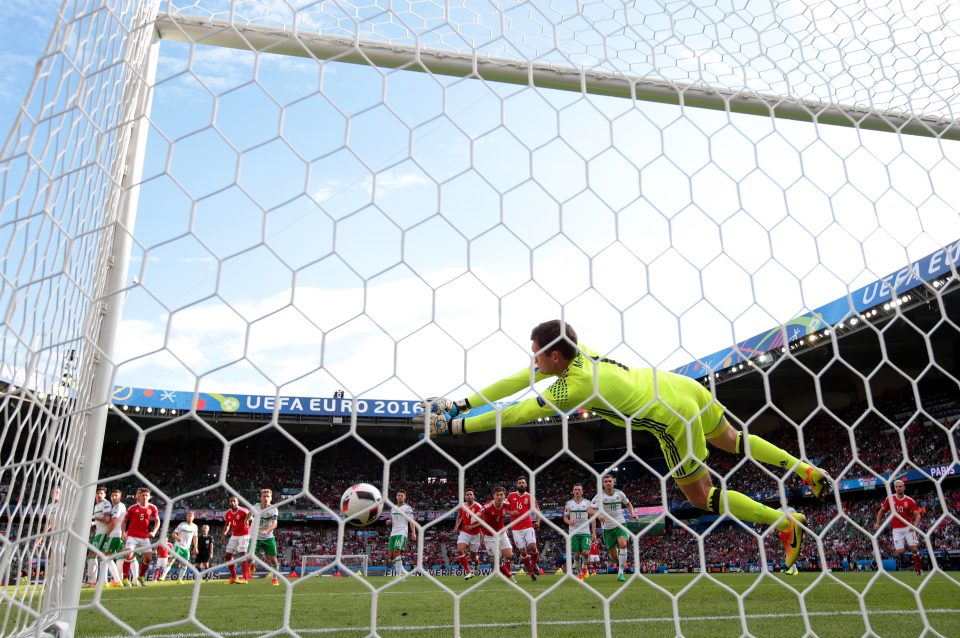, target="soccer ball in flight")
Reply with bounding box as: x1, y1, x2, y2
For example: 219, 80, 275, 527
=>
340, 483, 383, 527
